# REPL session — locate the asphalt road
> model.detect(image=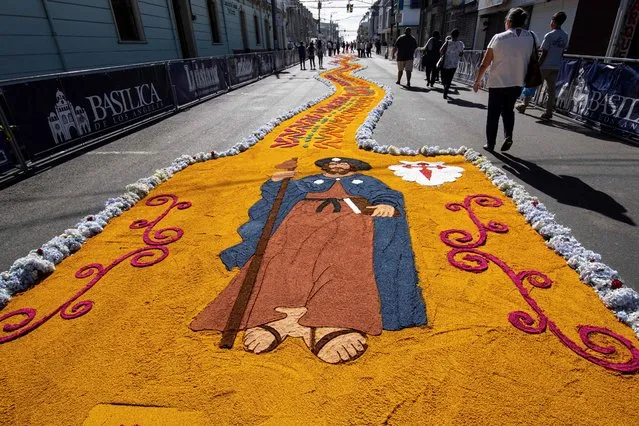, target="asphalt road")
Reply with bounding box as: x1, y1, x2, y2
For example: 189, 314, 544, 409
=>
1, 56, 638, 291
